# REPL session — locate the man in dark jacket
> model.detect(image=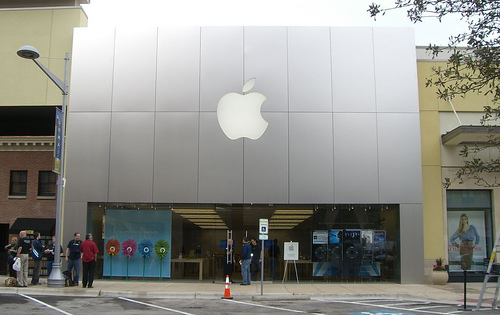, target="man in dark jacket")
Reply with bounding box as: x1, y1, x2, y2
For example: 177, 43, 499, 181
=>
239, 237, 251, 285
31, 232, 44, 285
250, 238, 261, 281
44, 235, 64, 277
65, 232, 82, 286
269, 239, 280, 280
